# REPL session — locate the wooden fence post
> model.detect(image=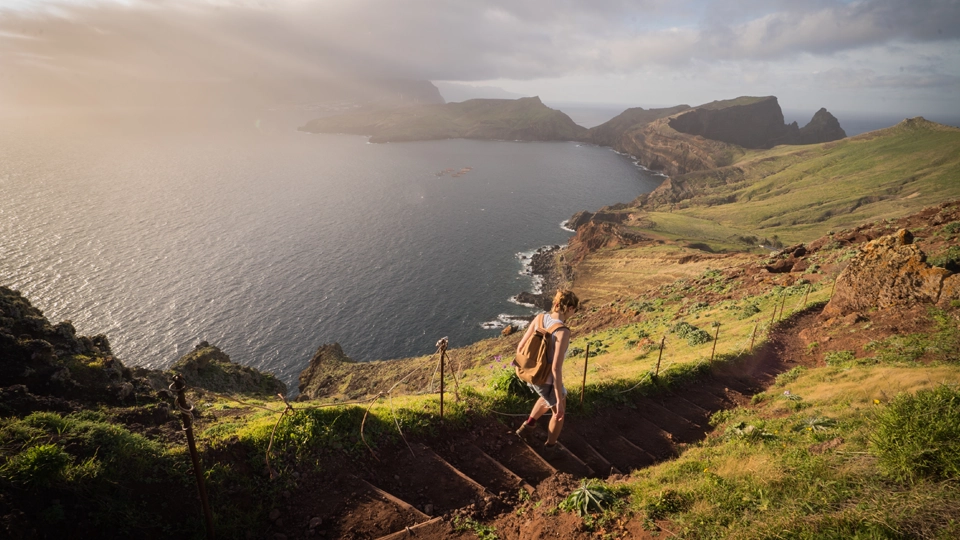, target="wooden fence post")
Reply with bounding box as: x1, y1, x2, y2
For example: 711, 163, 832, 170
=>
655, 336, 666, 377
710, 323, 720, 362
580, 343, 591, 408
